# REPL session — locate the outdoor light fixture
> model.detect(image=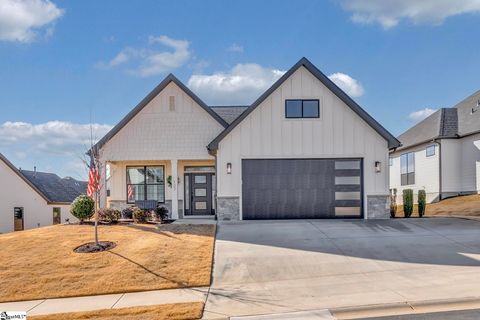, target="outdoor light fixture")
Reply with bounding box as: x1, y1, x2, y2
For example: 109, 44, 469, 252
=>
227, 162, 232, 174
375, 161, 381, 173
